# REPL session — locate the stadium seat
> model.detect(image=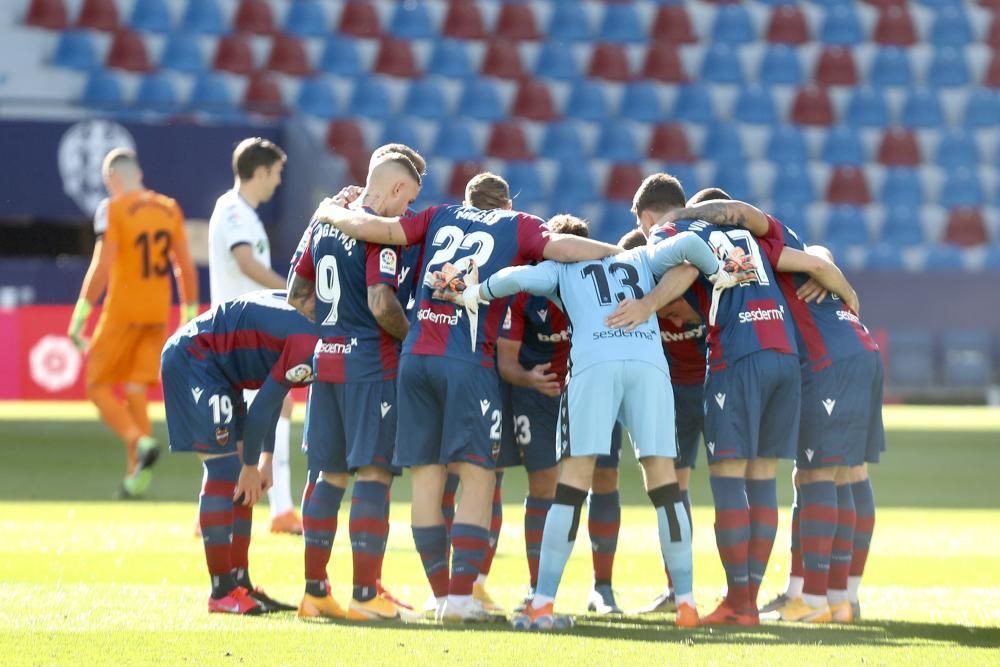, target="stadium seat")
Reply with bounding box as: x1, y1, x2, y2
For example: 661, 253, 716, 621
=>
772, 163, 815, 206
482, 39, 526, 80
378, 116, 422, 154
317, 34, 363, 77
822, 126, 866, 166
989, 12, 1000, 48
865, 243, 907, 271
338, 1, 381, 38
943, 207, 989, 246
732, 85, 778, 125
589, 43, 632, 82
267, 34, 312, 77
928, 47, 971, 88
348, 77, 394, 120
504, 161, 546, 204
494, 3, 541, 42
985, 51, 1000, 88
214, 34, 254, 75
77, 0, 119, 31
901, 89, 944, 128
845, 86, 890, 127
129, 0, 171, 33
539, 120, 586, 161
373, 37, 419, 78
934, 128, 979, 168
599, 202, 639, 244
826, 166, 871, 204
81, 69, 123, 108
672, 82, 715, 124
881, 168, 925, 206
769, 202, 807, 238
159, 32, 205, 72
512, 79, 559, 122
664, 163, 701, 195
815, 46, 858, 86
703, 123, 745, 162
887, 330, 935, 386
939, 169, 985, 208
923, 244, 967, 271
180, 0, 225, 34
791, 85, 835, 126
963, 87, 1000, 128
388, 1, 434, 39
325, 119, 367, 159
553, 162, 599, 204
402, 78, 447, 120
942, 331, 993, 387
599, 3, 646, 43
930, 5, 973, 46
649, 124, 695, 162
766, 5, 810, 44
877, 128, 921, 166
758, 44, 805, 86
53, 31, 99, 70
869, 47, 913, 88
233, 0, 275, 35
652, 5, 696, 44
546, 2, 592, 43
296, 76, 338, 118
712, 4, 756, 44
25, 0, 68, 30
564, 80, 610, 122
457, 78, 506, 122
982, 244, 1000, 270
700, 43, 745, 85
243, 71, 284, 116
824, 206, 870, 244
433, 119, 480, 161
881, 205, 927, 245
486, 122, 532, 161
443, 1, 486, 40
534, 41, 581, 81
712, 163, 752, 202
640, 42, 686, 83
872, 5, 917, 46
106, 29, 152, 72
594, 123, 641, 162
426, 39, 473, 78
766, 125, 809, 164
605, 163, 645, 202
189, 71, 236, 114
819, 5, 863, 45
135, 71, 179, 111
619, 81, 664, 123
284, 1, 328, 37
